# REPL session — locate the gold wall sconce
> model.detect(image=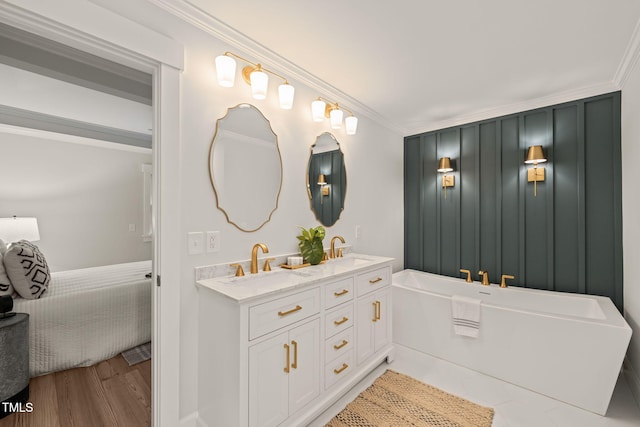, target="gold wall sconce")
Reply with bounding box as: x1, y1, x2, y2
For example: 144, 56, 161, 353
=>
317, 174, 330, 204
437, 157, 455, 199
215, 51, 295, 109
525, 145, 547, 197
311, 97, 358, 135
